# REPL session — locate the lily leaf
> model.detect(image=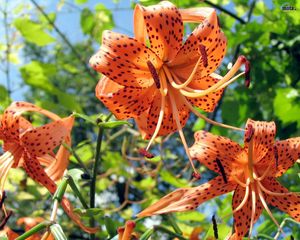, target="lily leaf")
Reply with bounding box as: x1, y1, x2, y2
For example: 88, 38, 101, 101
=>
98, 120, 131, 129
73, 208, 103, 218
